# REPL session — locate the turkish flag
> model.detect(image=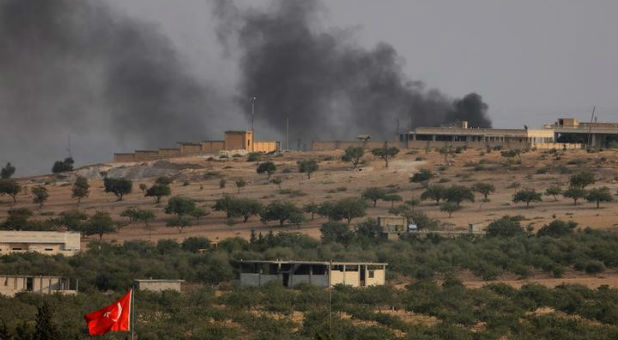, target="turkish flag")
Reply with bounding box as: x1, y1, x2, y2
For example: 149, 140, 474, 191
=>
84, 290, 132, 336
